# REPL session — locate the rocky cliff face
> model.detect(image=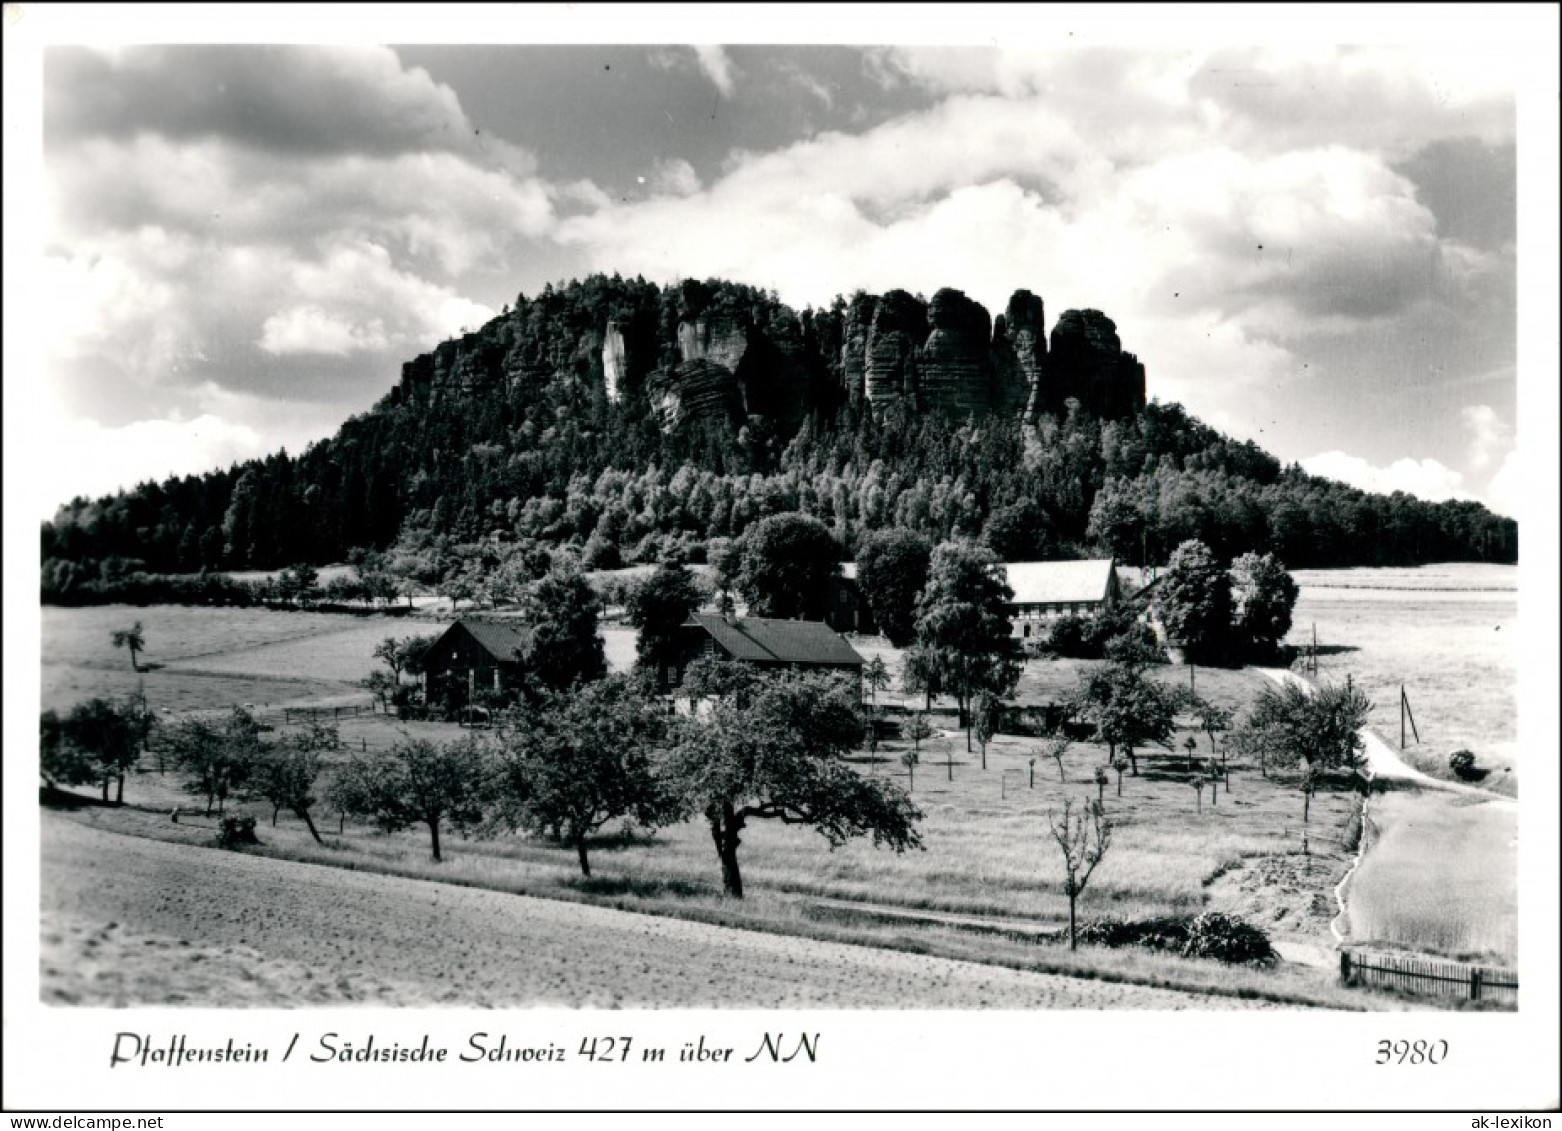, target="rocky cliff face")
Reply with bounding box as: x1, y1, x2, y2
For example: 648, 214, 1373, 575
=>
864, 290, 928, 409
1047, 309, 1147, 420
394, 275, 1146, 432
994, 290, 1047, 420
920, 288, 996, 417
839, 292, 877, 406
646, 359, 743, 430
601, 320, 627, 403
678, 315, 748, 373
